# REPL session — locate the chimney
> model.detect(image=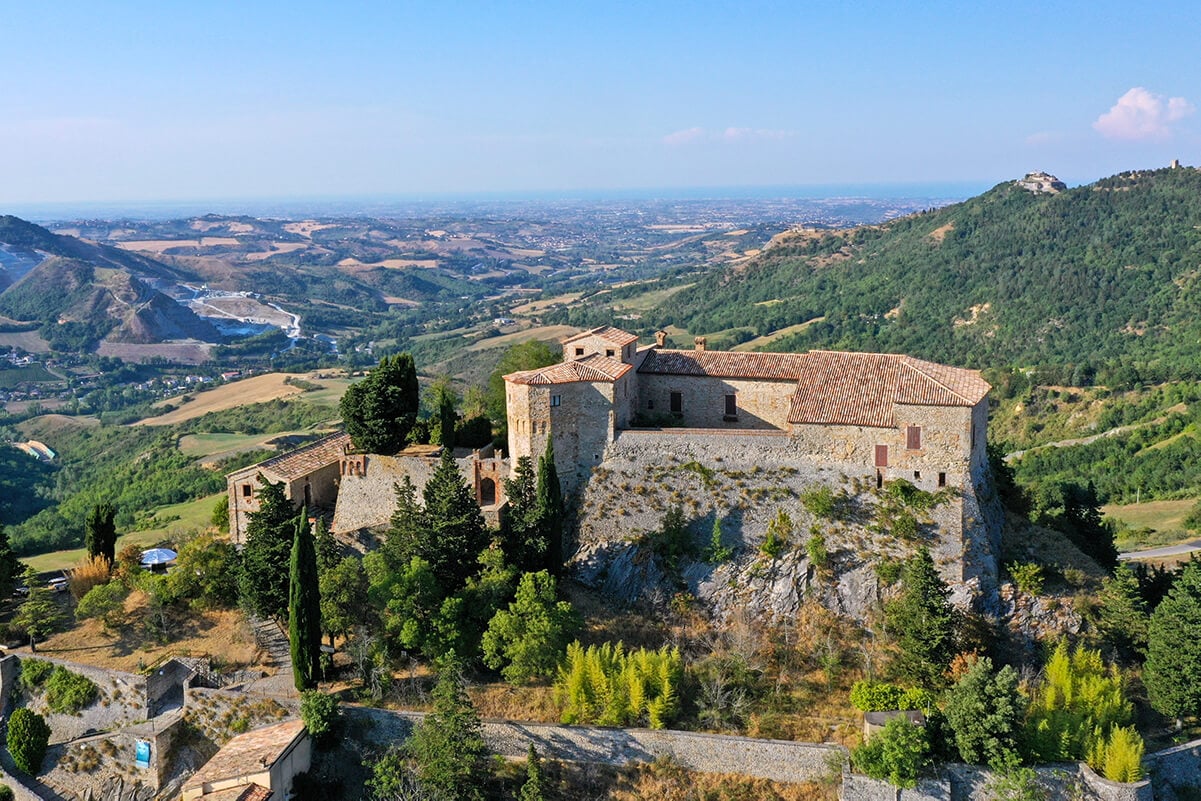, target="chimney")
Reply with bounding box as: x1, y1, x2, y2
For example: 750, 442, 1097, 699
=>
694, 336, 707, 352
654, 330, 667, 347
